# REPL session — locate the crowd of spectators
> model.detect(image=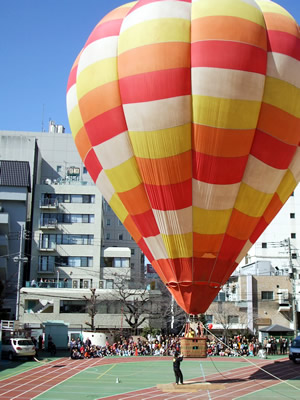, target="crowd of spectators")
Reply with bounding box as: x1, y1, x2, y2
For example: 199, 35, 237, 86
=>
69, 334, 181, 359
68, 332, 290, 359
